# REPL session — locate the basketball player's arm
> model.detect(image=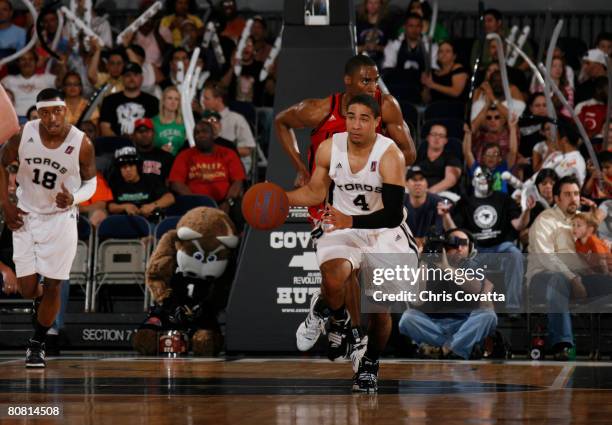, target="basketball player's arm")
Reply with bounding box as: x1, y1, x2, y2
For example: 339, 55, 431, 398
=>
325, 146, 406, 230
0, 84, 19, 143
286, 138, 332, 206
382, 94, 416, 166
56, 135, 97, 209
274, 98, 329, 186
0, 133, 28, 230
